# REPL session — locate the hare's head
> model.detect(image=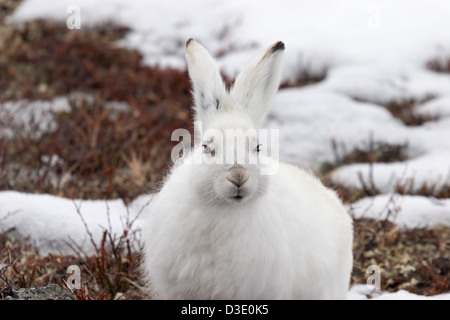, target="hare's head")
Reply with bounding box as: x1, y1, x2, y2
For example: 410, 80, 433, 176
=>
185, 39, 284, 205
